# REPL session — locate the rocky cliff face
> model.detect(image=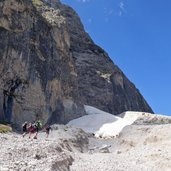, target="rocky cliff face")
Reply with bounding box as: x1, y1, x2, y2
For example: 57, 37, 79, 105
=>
0, 0, 153, 126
